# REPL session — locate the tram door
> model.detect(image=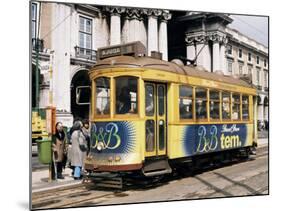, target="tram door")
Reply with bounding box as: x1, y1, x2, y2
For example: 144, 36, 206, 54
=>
144, 83, 167, 157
